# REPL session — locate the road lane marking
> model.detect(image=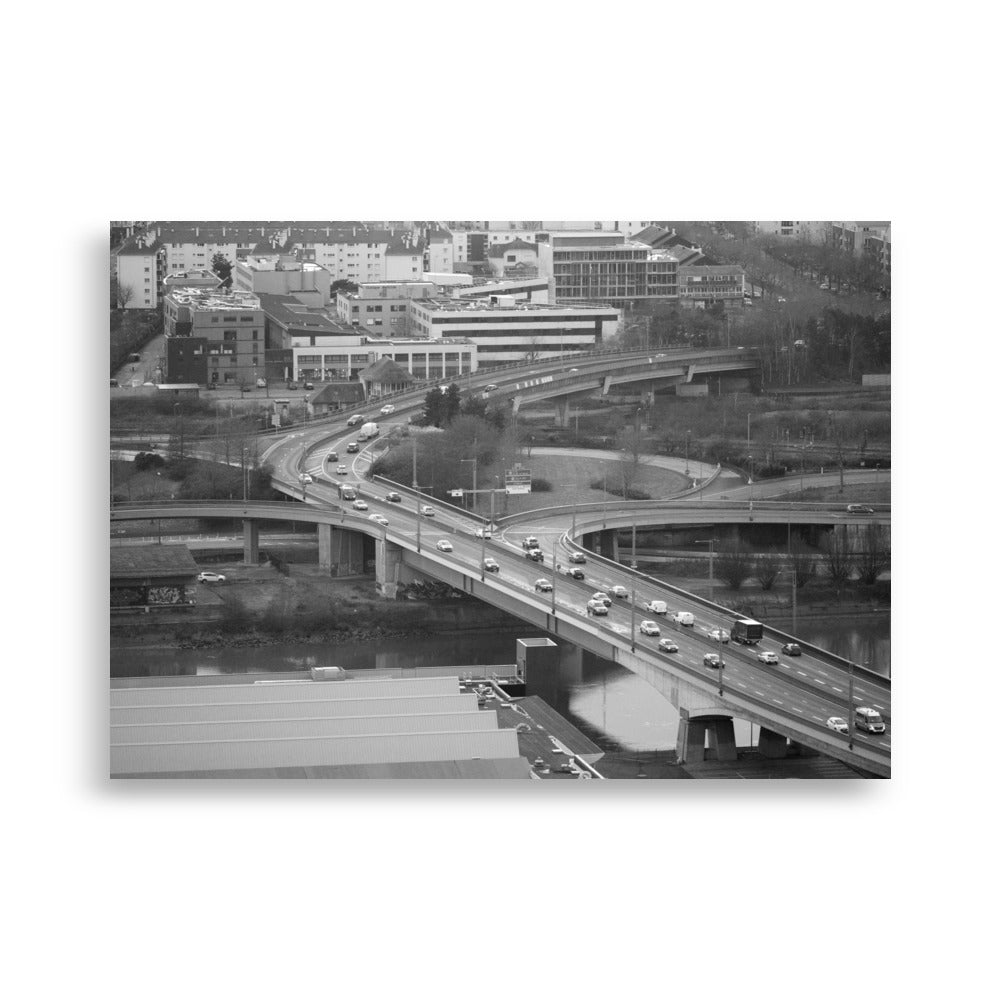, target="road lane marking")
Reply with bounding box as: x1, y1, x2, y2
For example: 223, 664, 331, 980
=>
773, 700, 783, 706
754, 690, 765, 697
832, 686, 843, 693
792, 707, 804, 714
815, 679, 826, 685
797, 671, 807, 676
